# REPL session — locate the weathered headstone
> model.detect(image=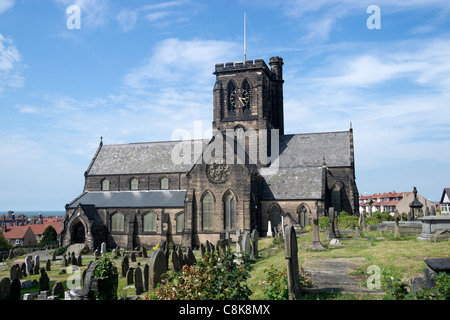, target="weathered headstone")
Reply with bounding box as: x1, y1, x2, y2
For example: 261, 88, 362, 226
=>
10, 277, 21, 300
46, 259, 51, 271
242, 231, 251, 255
94, 249, 100, 260
143, 264, 149, 292
235, 230, 242, 252
334, 210, 341, 238
10, 264, 20, 280
39, 268, 50, 292
126, 268, 134, 285
177, 246, 184, 270
171, 249, 181, 272
121, 255, 129, 277
131, 252, 137, 262
250, 229, 259, 259
284, 225, 300, 300
308, 206, 325, 251
142, 246, 148, 258
134, 267, 143, 295
0, 277, 11, 300
267, 220, 273, 237
52, 281, 65, 299
34, 255, 40, 270
394, 211, 401, 237
149, 249, 168, 288
328, 207, 337, 239
52, 251, 56, 261
100, 242, 107, 255
186, 248, 197, 266
200, 243, 206, 258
